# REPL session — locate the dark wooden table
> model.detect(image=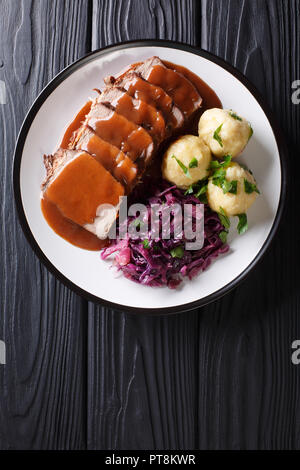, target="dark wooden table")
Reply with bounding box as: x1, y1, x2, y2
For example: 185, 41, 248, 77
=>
0, 0, 299, 450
